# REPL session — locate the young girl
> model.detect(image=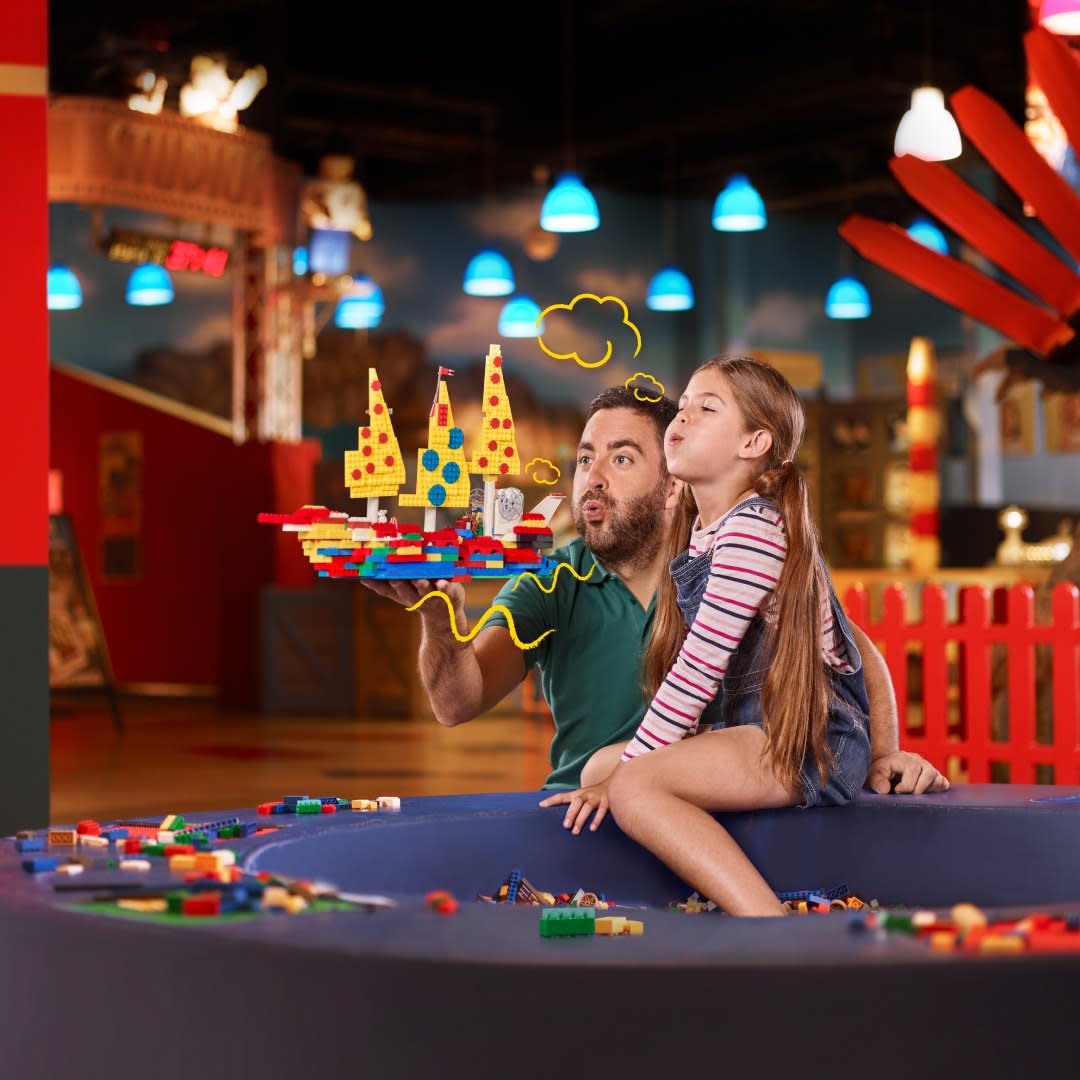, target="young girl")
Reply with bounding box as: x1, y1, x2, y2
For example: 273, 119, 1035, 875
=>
539, 355, 872, 916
